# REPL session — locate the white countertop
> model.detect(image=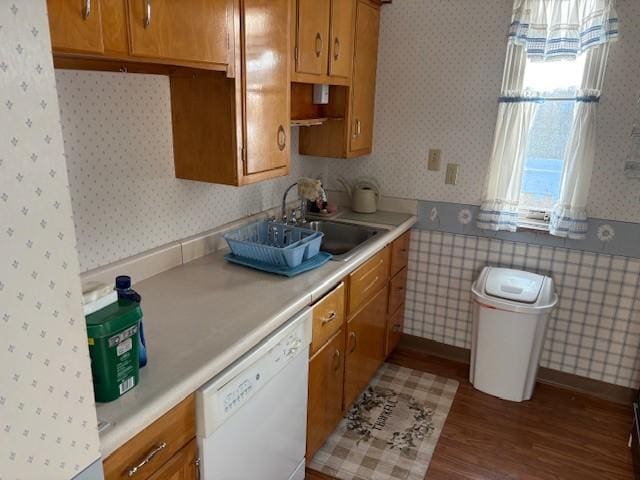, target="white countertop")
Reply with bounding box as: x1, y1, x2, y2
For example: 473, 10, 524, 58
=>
96, 212, 416, 457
